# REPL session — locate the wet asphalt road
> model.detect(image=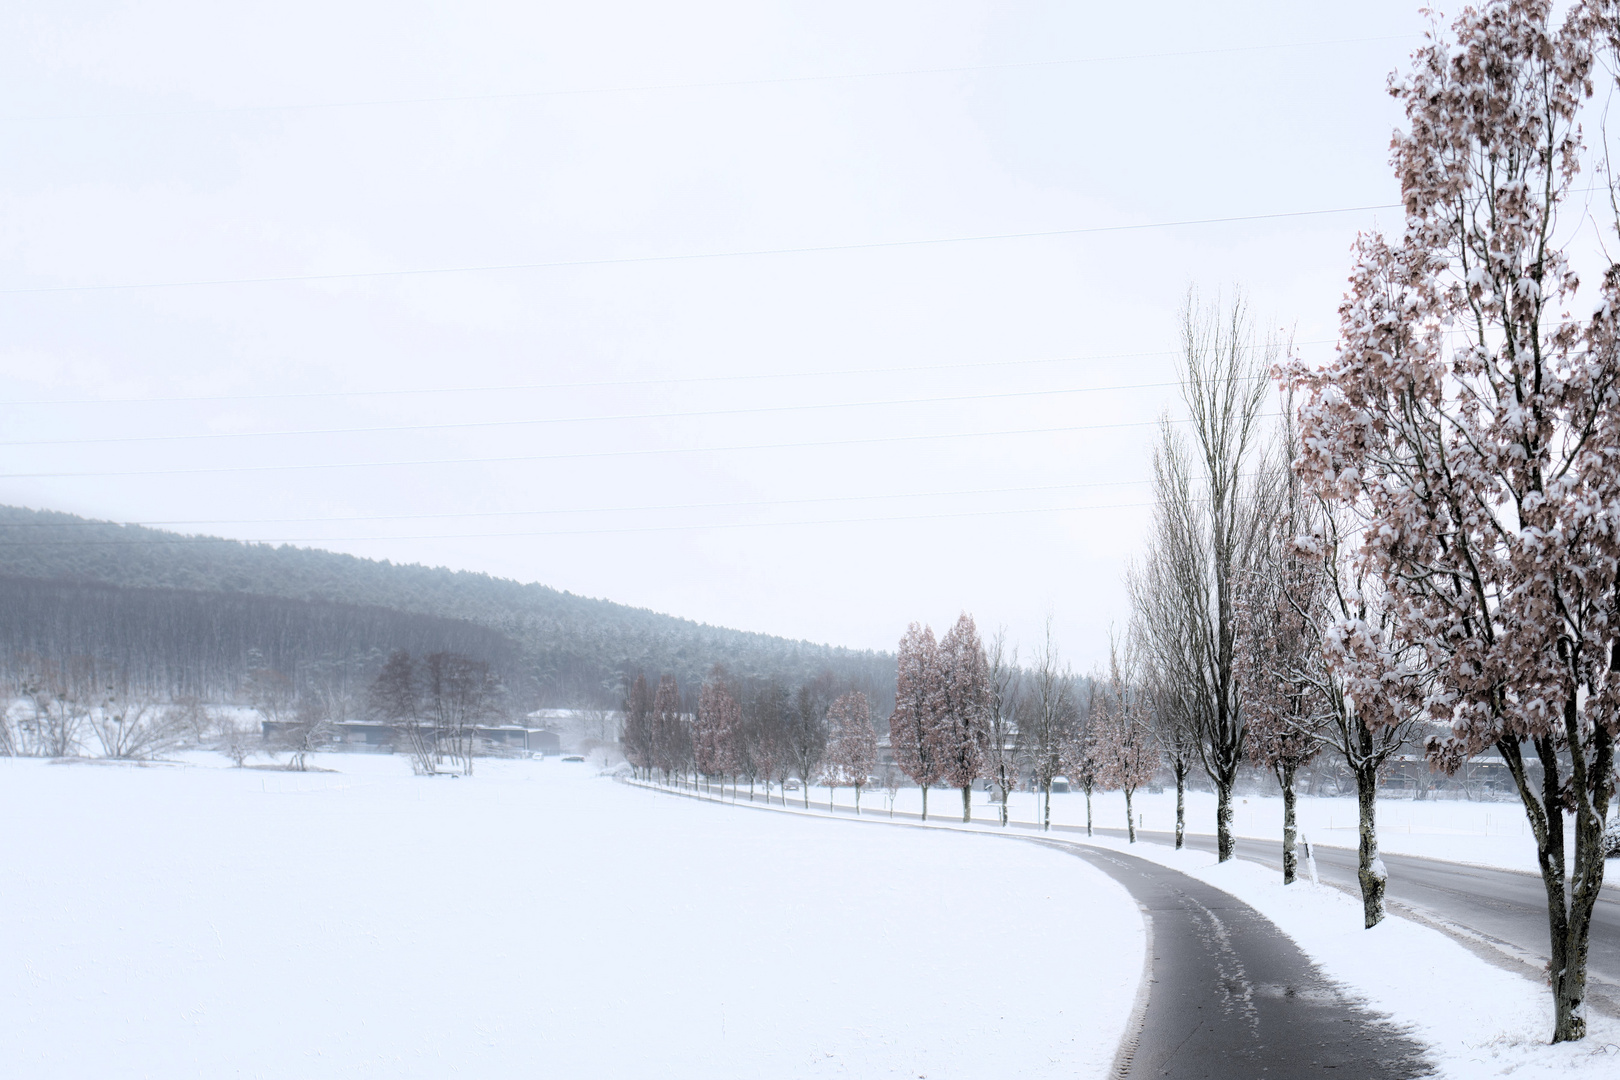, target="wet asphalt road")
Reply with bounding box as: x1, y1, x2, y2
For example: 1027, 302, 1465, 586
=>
1083, 825, 1620, 1013
1029, 839, 1431, 1079
652, 785, 1437, 1077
